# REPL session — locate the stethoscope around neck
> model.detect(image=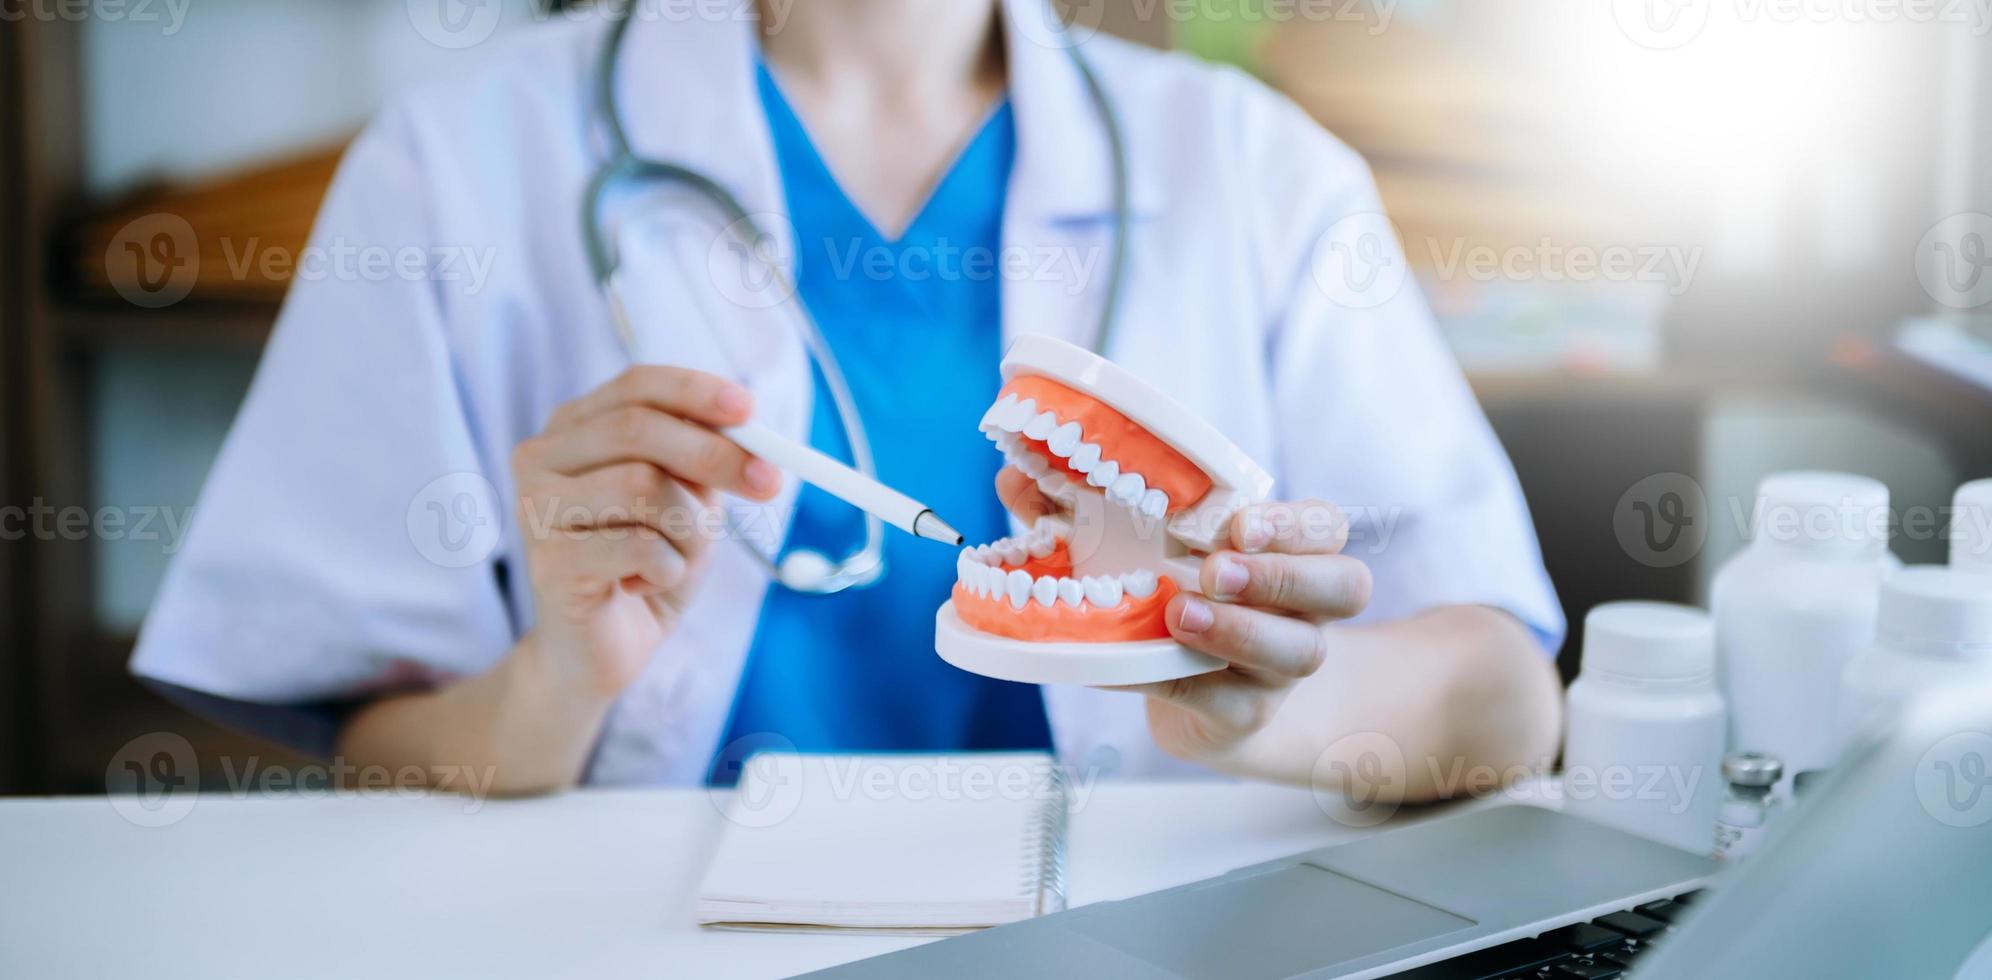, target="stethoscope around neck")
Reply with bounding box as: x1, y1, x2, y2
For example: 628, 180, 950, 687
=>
579, 8, 1130, 595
